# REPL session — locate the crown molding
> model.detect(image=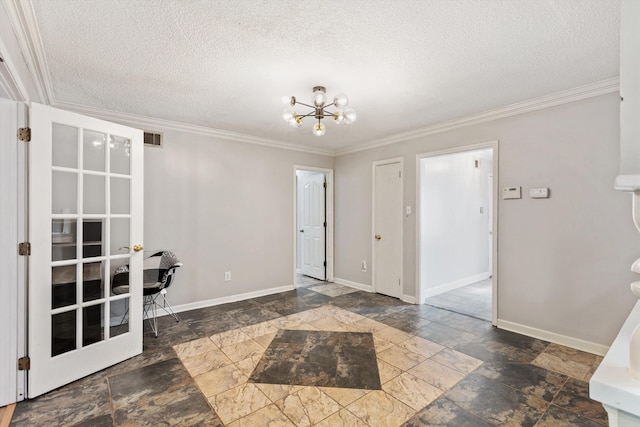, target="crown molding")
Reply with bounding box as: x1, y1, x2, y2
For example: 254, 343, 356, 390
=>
52, 100, 335, 156
3, 0, 54, 104
335, 77, 620, 156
